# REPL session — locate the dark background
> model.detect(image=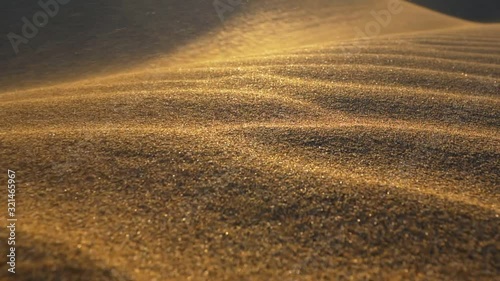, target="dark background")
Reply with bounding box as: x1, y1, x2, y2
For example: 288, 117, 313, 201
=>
409, 0, 500, 22
0, 0, 225, 90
